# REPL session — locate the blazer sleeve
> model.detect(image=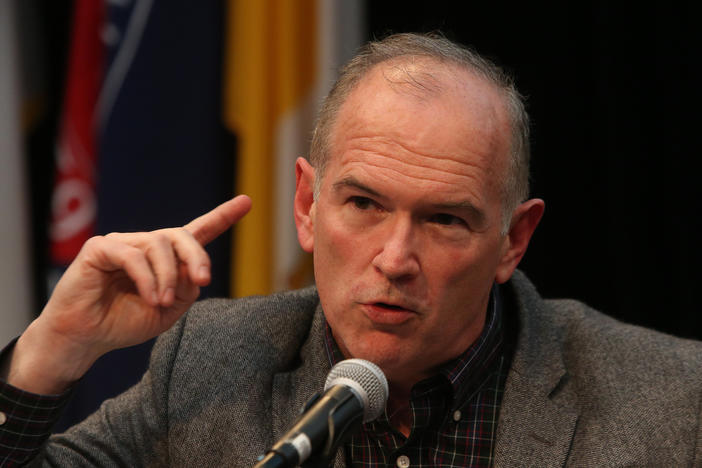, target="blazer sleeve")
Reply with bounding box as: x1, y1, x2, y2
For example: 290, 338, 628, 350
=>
24, 315, 188, 468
